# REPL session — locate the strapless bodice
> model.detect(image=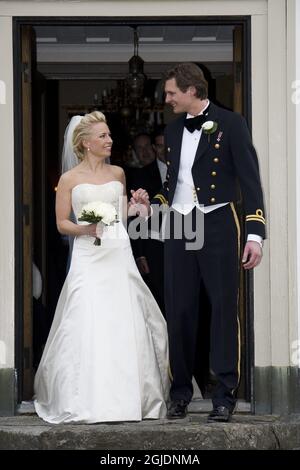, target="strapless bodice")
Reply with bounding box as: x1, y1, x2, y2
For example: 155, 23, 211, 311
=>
72, 181, 124, 223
